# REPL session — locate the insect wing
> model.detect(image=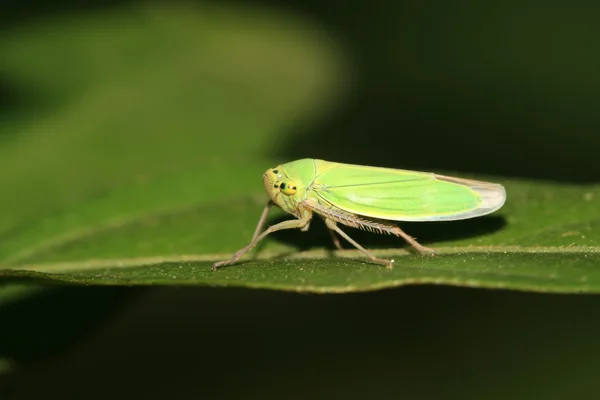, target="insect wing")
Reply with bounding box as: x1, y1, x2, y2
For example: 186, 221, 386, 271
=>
312, 162, 505, 222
